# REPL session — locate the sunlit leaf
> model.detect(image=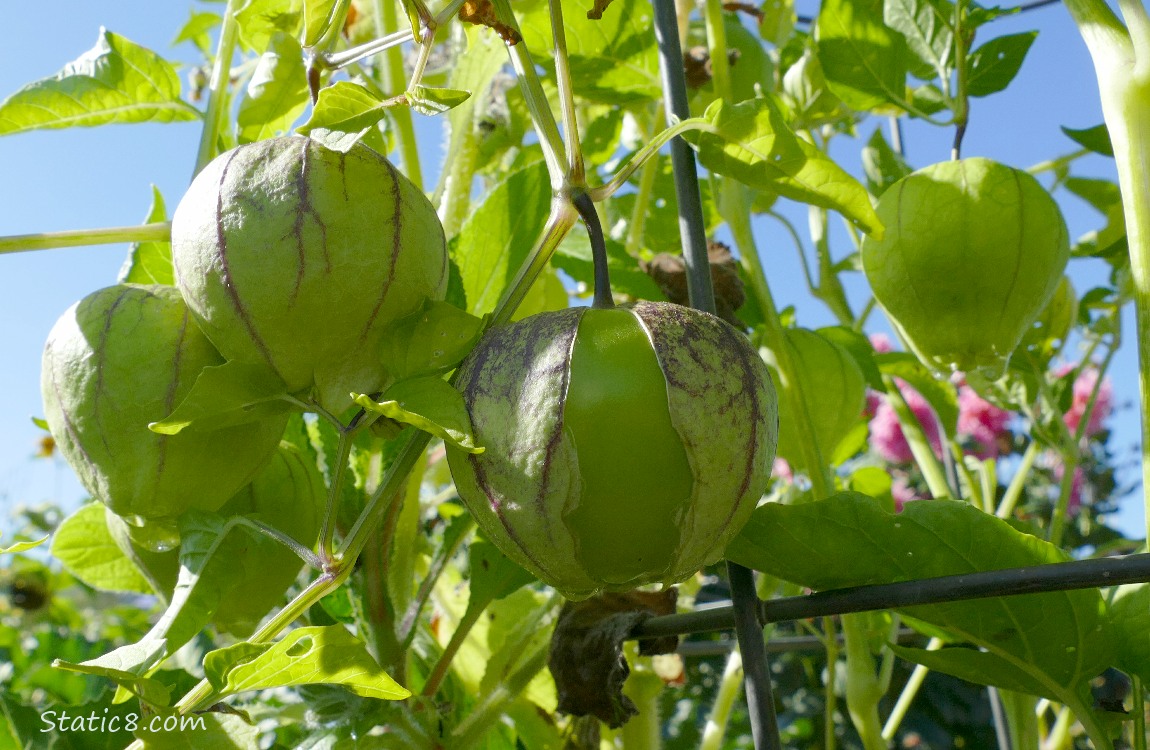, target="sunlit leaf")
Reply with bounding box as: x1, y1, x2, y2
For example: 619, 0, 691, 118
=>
118, 186, 173, 285
50, 504, 152, 595
353, 377, 484, 454
237, 32, 310, 144
816, 0, 908, 111
0, 28, 199, 135
966, 32, 1036, 98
